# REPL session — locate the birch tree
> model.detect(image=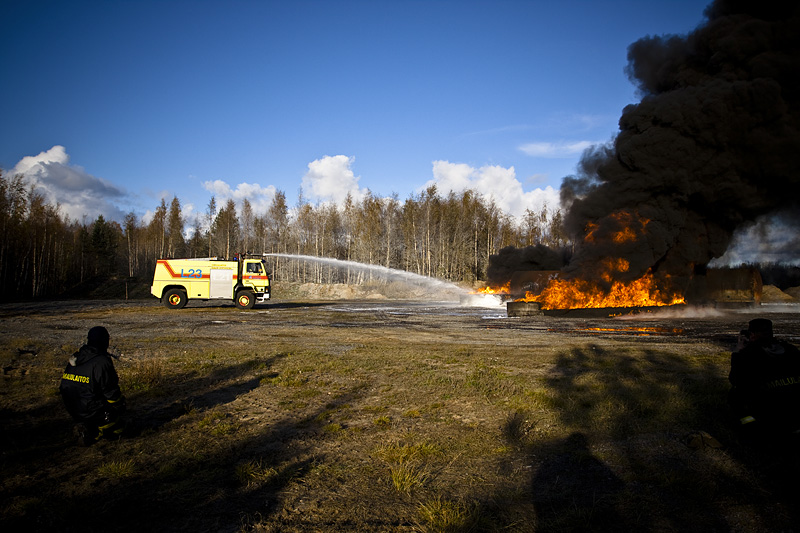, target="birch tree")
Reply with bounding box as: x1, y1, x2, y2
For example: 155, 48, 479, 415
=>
167, 196, 185, 258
